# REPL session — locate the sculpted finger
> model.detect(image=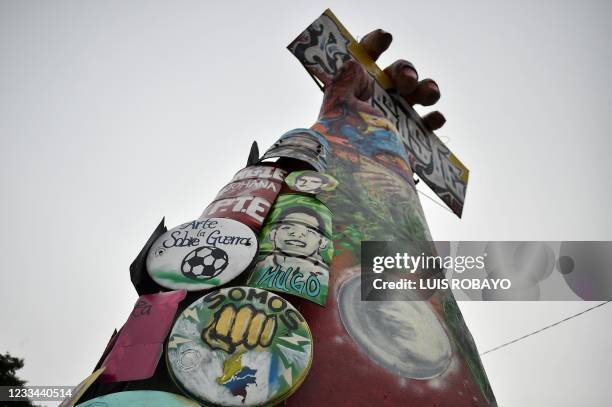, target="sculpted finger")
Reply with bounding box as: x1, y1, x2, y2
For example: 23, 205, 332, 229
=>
246, 312, 267, 348
203, 328, 230, 352
422, 111, 446, 131
259, 316, 276, 347
404, 78, 440, 106
230, 306, 253, 346
359, 29, 392, 62
203, 313, 232, 353
383, 59, 419, 97
215, 304, 236, 337
322, 60, 374, 111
